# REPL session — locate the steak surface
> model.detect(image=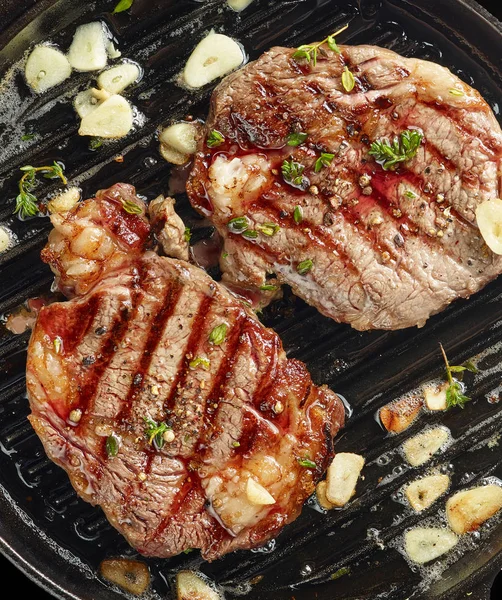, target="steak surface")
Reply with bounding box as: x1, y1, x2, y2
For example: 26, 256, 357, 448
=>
26, 185, 344, 560
186, 43, 502, 330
